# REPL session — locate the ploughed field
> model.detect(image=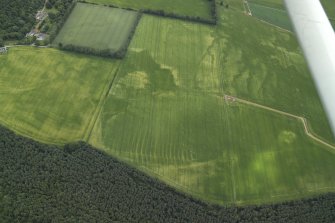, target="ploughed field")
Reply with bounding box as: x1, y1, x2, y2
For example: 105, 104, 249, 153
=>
1, 1, 335, 205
